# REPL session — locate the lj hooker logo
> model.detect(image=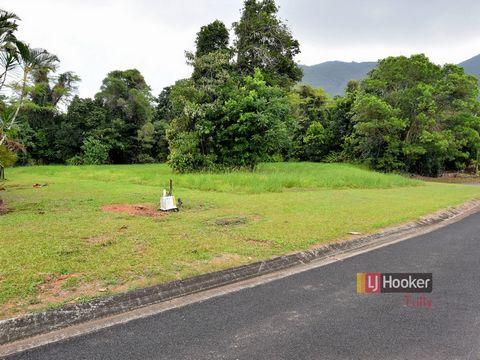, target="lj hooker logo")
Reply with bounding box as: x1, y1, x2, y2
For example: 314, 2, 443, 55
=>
357, 273, 432, 294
